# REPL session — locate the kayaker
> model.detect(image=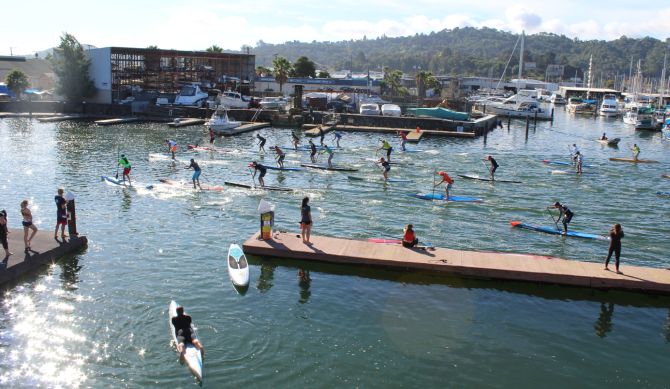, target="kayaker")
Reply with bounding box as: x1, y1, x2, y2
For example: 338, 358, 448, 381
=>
0, 210, 11, 260
185, 158, 202, 190
575, 151, 583, 175
300, 197, 312, 244
402, 224, 418, 248
172, 306, 205, 360
434, 171, 454, 199
273, 145, 285, 169
166, 139, 178, 160
398, 131, 408, 151
549, 201, 573, 235
256, 134, 266, 152
320, 144, 334, 168
309, 140, 317, 163
53, 188, 68, 240
484, 155, 499, 180
118, 154, 132, 186
377, 157, 391, 181
250, 161, 267, 187
632, 144, 640, 161
601, 133, 608, 141
605, 223, 624, 274
378, 138, 393, 161
332, 131, 342, 148
291, 131, 301, 150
